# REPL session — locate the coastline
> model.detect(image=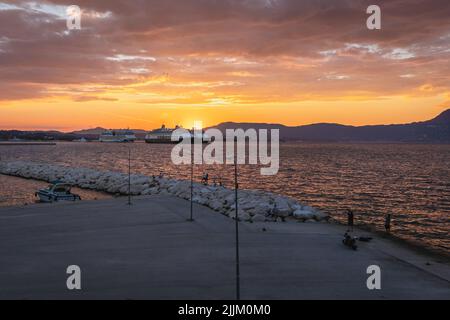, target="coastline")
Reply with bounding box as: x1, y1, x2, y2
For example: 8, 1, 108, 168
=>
0, 161, 330, 223
0, 142, 57, 146
0, 160, 448, 260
